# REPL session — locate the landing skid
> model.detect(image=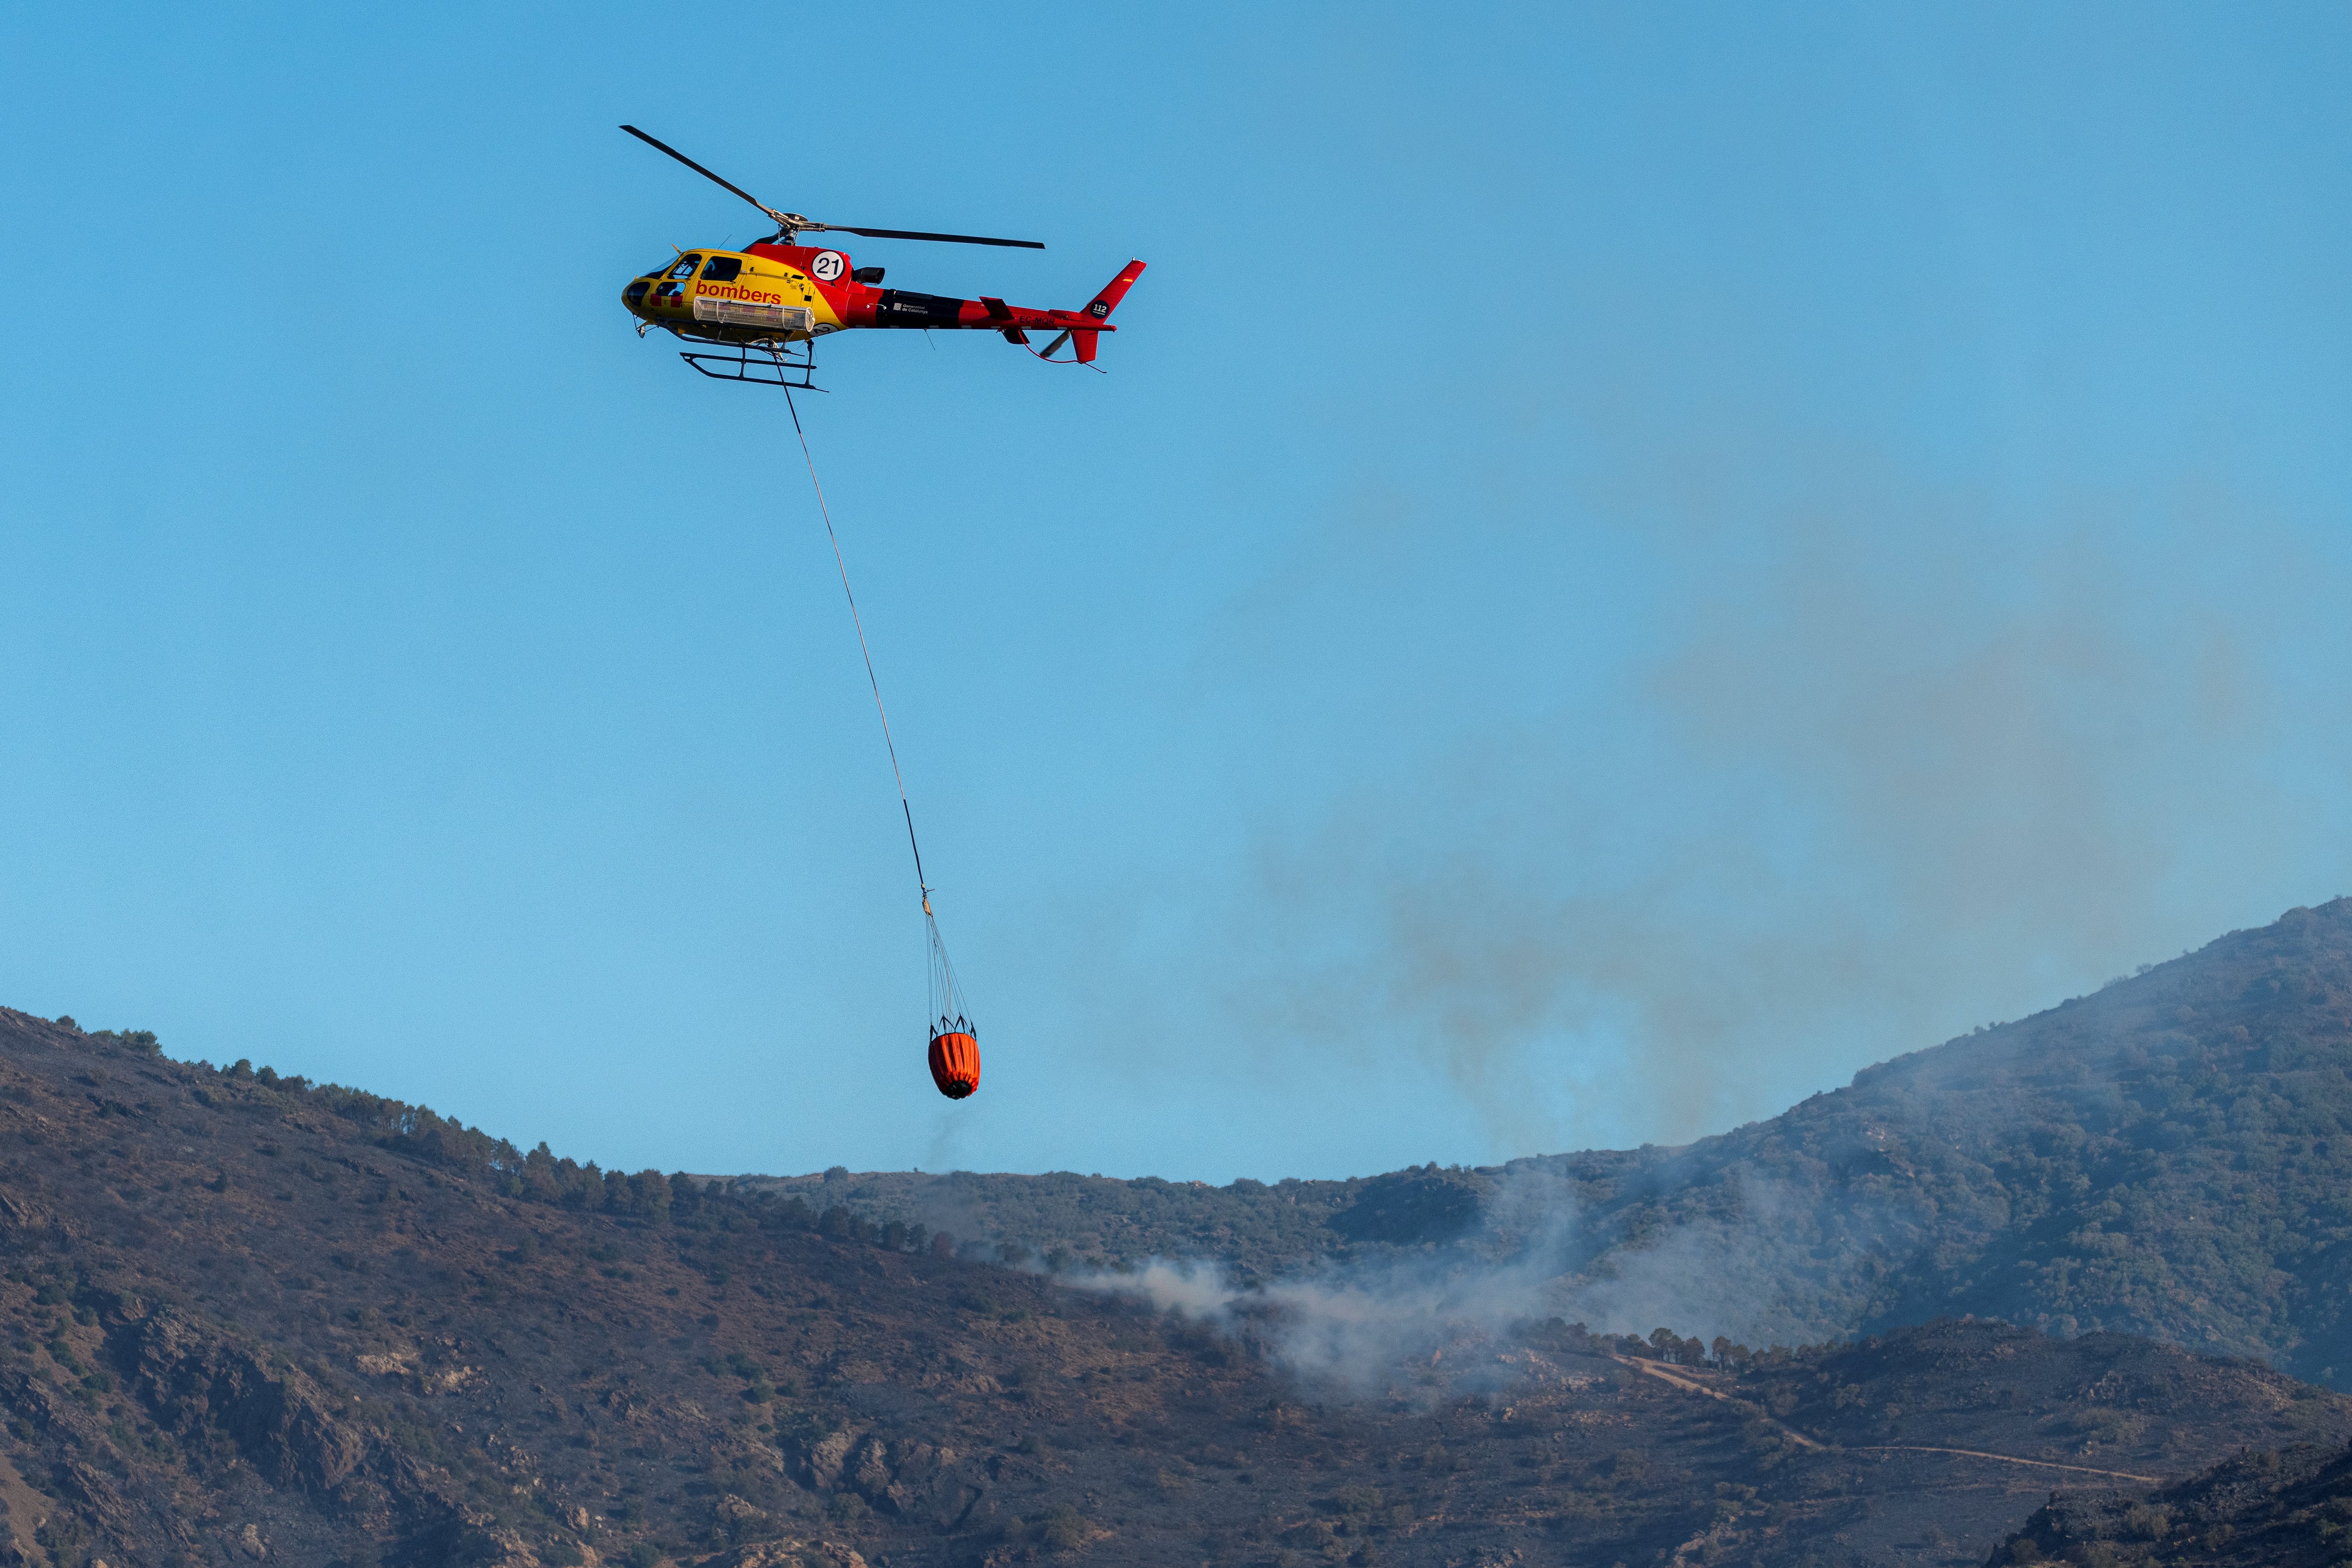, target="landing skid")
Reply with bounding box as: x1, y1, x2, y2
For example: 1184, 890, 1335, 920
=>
676, 338, 821, 391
